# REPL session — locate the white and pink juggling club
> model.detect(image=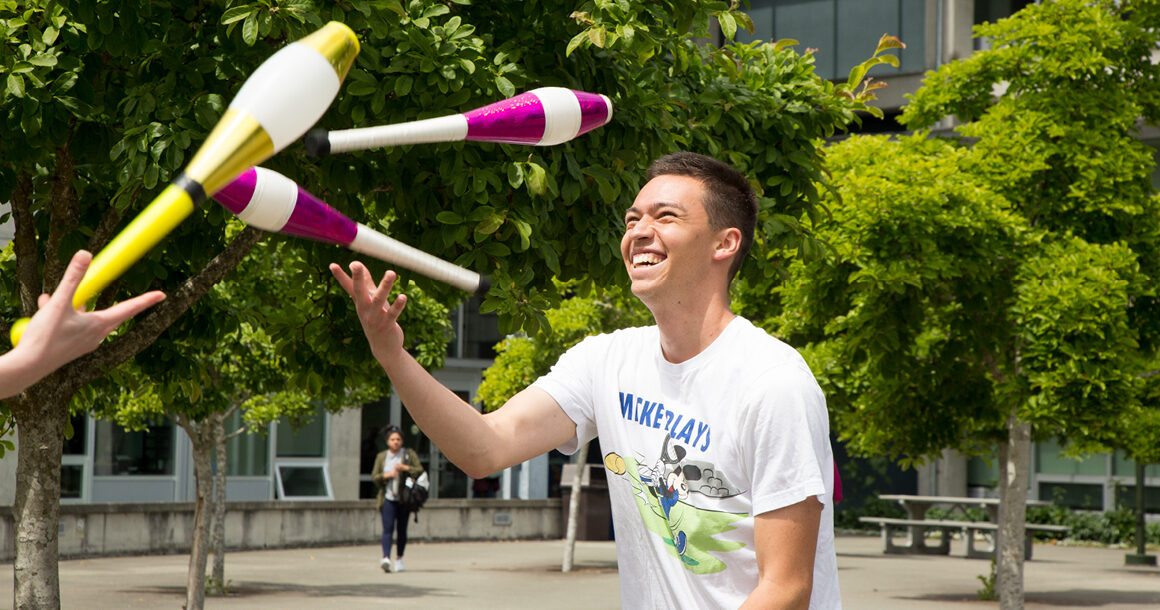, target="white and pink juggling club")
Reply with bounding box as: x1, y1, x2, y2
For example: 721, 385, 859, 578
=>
305, 87, 613, 156
215, 167, 489, 295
